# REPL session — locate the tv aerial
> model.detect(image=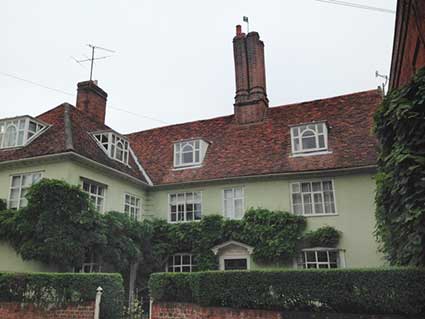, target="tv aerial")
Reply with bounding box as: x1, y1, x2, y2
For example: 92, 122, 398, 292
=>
71, 44, 116, 81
